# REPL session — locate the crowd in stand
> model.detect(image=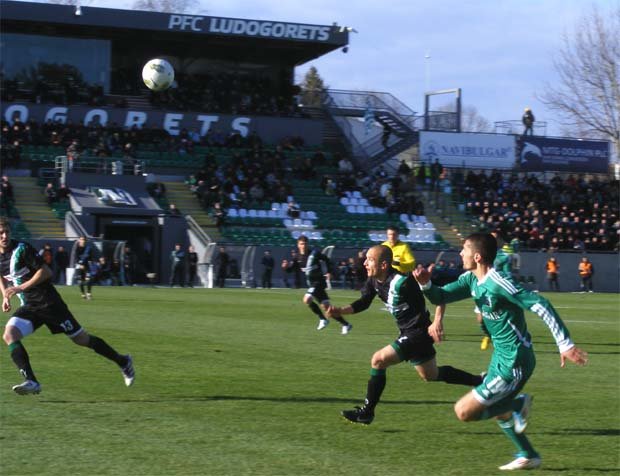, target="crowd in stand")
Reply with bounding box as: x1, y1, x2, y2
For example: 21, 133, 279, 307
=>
186, 143, 294, 213
1, 64, 107, 107
1, 67, 299, 117
147, 71, 301, 117
2, 114, 618, 253
456, 169, 619, 252
319, 158, 426, 217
